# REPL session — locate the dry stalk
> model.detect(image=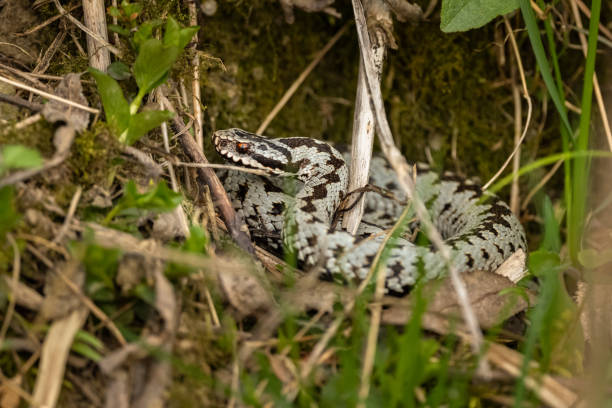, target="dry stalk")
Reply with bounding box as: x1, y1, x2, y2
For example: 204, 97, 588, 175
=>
350, 0, 489, 372
342, 0, 386, 235
81, 0, 111, 70
186, 0, 204, 148
0, 74, 99, 114
51, 0, 122, 58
